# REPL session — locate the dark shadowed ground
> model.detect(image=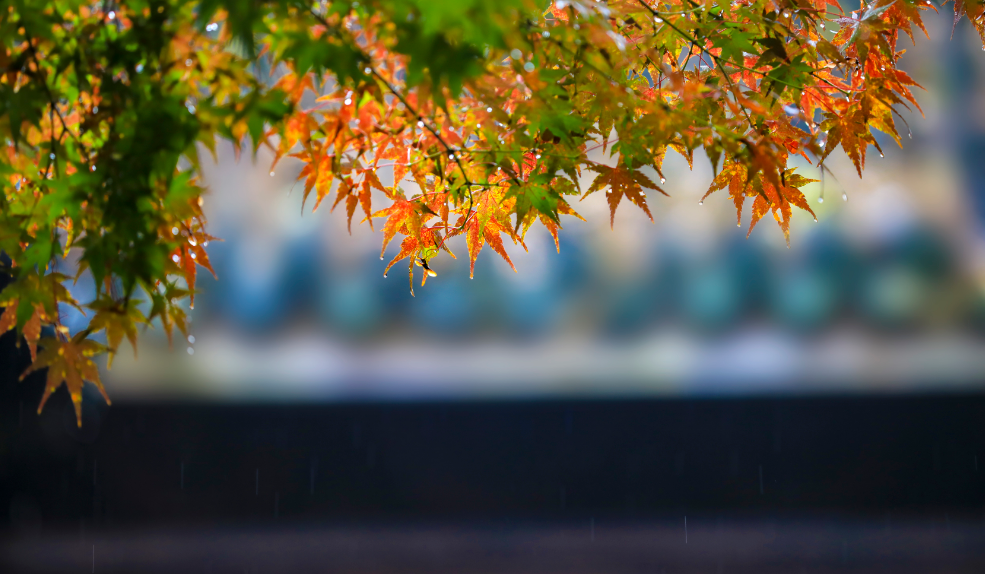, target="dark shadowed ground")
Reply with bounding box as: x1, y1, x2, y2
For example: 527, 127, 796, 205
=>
0, 363, 983, 573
